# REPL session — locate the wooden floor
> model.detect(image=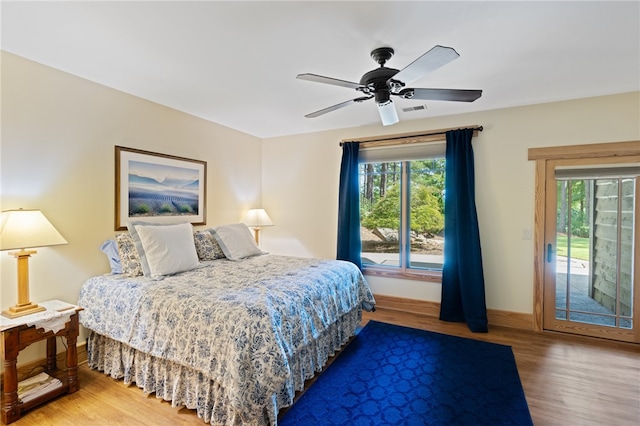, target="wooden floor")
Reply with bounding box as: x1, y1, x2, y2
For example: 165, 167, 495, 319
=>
7, 308, 640, 425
